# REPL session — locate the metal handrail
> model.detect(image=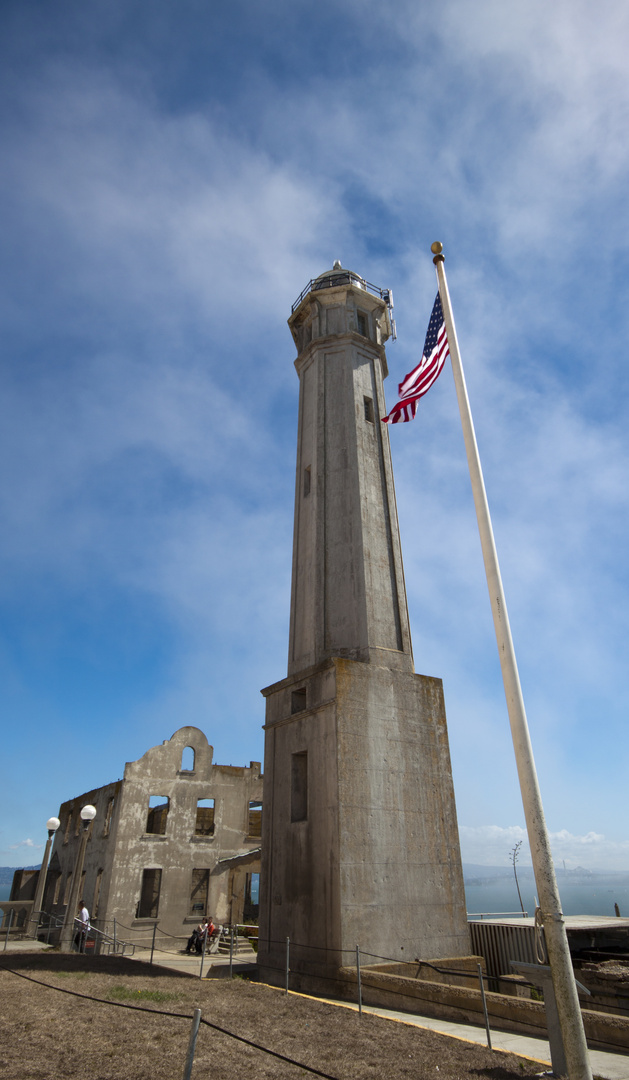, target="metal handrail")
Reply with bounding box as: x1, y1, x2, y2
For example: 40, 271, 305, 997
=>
88, 924, 136, 956
467, 911, 529, 920
291, 272, 392, 313
29, 909, 138, 954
